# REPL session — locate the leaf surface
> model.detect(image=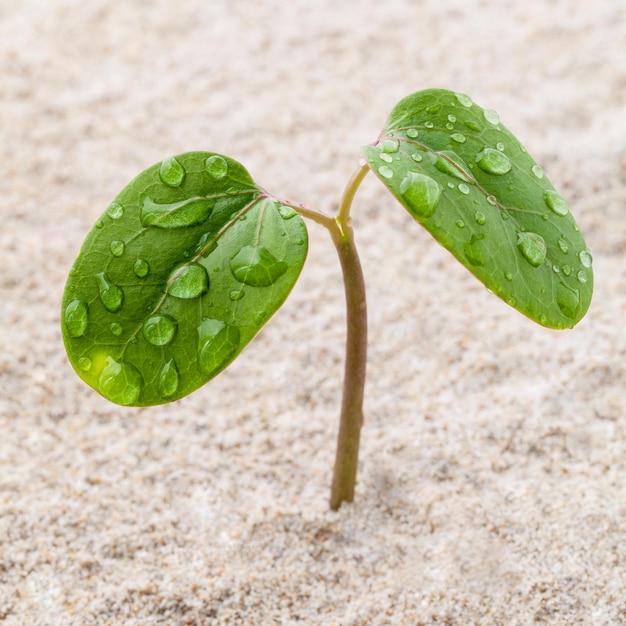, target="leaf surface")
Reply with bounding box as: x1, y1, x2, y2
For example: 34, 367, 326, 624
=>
62, 152, 308, 406
363, 89, 593, 328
